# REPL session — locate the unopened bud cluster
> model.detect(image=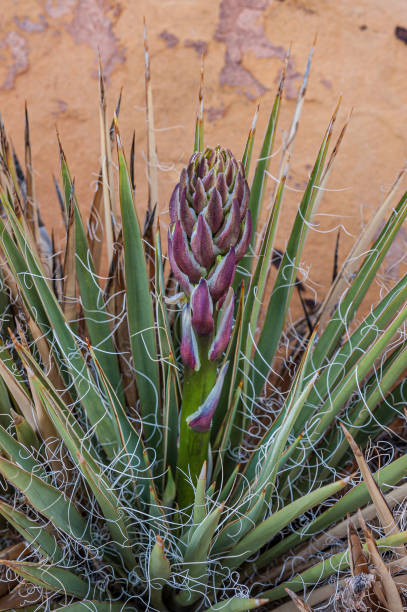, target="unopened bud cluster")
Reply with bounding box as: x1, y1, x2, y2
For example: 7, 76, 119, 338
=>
168, 146, 252, 369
